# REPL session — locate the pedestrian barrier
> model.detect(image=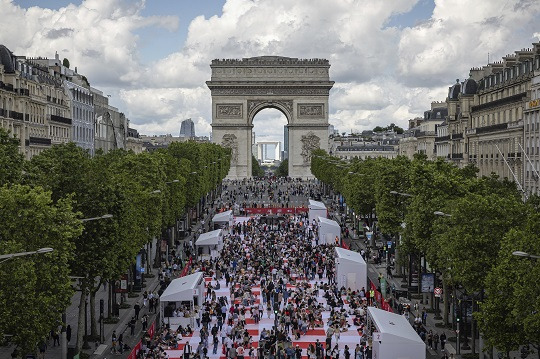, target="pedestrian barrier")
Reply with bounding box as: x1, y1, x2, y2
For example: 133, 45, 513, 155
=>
127, 320, 156, 359
370, 281, 393, 313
